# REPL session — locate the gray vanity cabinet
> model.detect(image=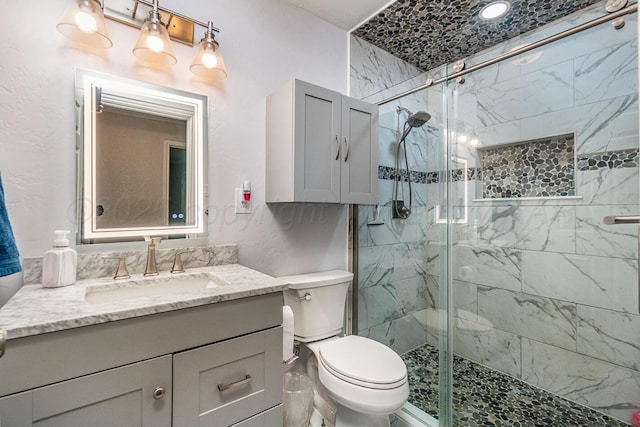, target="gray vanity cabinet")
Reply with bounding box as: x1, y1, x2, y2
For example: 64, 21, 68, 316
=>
0, 356, 172, 427
266, 79, 379, 204
173, 328, 282, 426
0, 293, 284, 427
